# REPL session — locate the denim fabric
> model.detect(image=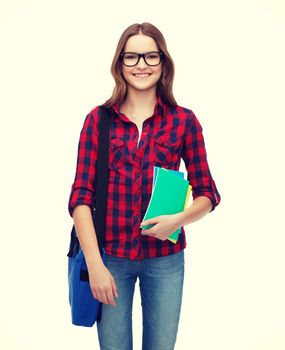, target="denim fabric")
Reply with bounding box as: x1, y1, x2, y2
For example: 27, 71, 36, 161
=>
96, 249, 185, 350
